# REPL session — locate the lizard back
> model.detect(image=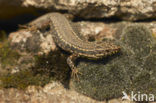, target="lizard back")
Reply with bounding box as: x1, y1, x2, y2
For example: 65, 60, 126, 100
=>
50, 13, 120, 58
